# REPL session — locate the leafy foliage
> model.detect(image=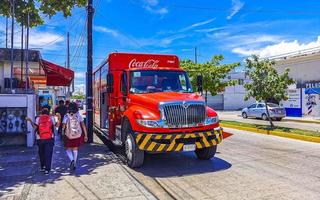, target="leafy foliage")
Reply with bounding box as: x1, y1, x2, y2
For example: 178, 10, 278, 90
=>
181, 55, 240, 102
72, 91, 85, 100
244, 55, 295, 127
0, 0, 87, 27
